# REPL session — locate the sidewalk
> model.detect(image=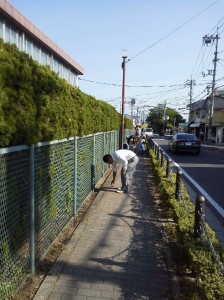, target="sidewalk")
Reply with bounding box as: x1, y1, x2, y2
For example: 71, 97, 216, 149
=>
33, 156, 179, 300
